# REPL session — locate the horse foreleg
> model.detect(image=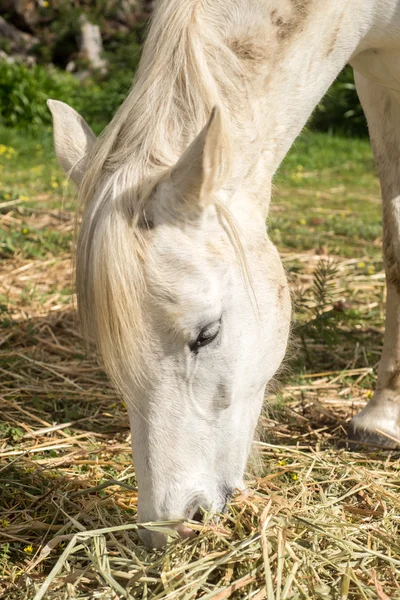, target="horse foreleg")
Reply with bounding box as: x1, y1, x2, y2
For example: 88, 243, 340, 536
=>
348, 66, 400, 448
